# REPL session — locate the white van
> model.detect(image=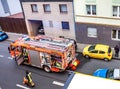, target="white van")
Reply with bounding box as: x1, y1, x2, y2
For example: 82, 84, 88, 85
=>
63, 72, 120, 89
